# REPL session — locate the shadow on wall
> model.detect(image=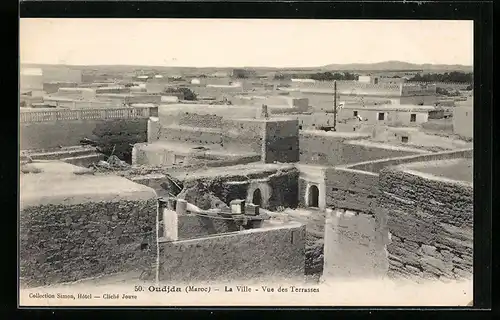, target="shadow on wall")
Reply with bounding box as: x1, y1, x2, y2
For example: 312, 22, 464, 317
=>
20, 119, 148, 164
